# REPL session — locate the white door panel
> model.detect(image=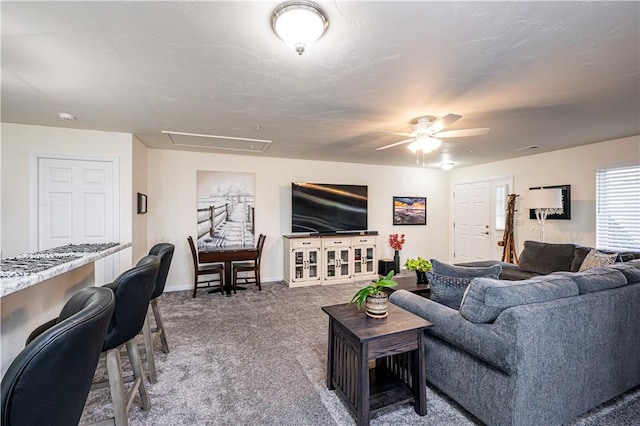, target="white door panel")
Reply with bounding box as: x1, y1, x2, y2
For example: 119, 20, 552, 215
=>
38, 158, 117, 284
454, 181, 491, 262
